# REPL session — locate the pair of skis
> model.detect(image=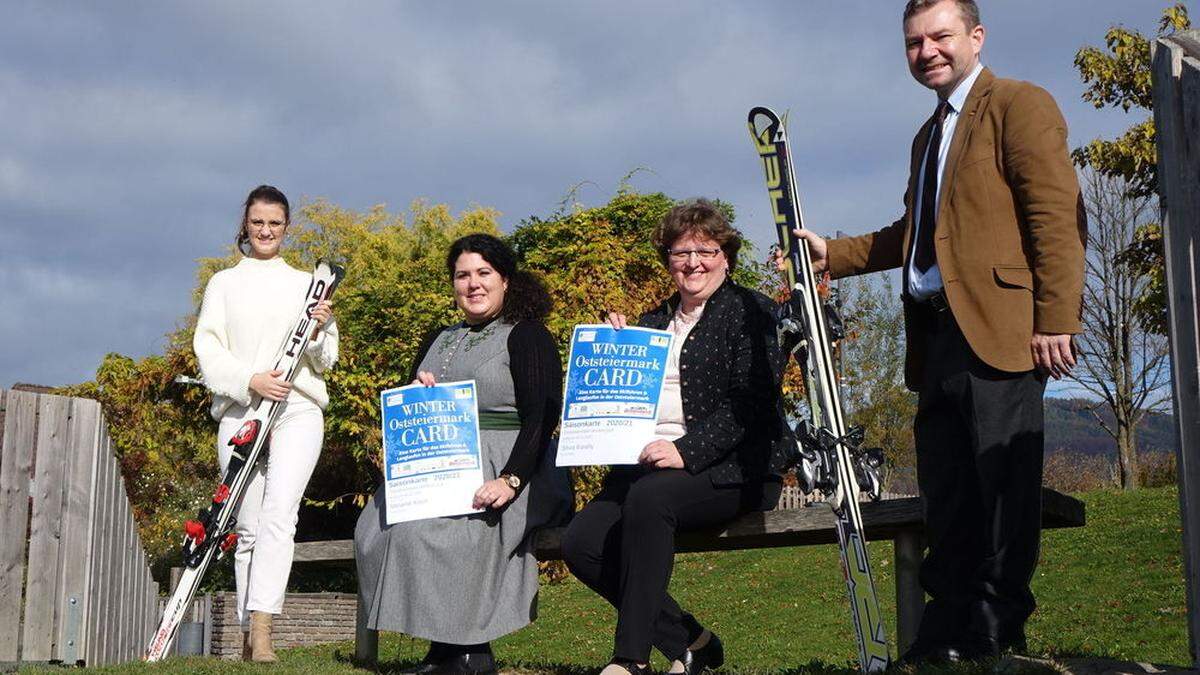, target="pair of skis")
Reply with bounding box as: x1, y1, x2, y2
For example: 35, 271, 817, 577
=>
749, 107, 891, 673
146, 261, 344, 661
